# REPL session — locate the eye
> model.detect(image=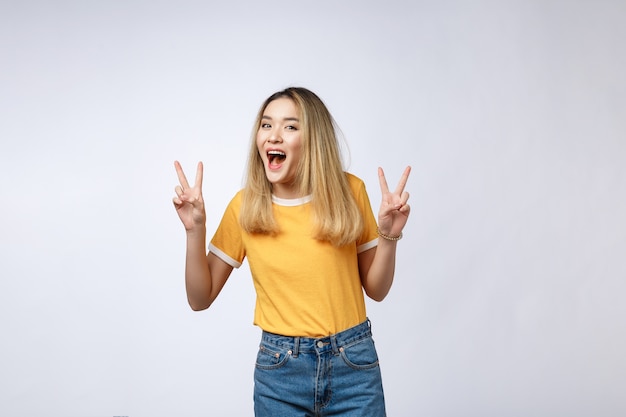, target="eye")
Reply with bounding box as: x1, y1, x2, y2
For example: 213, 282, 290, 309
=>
285, 125, 298, 131
261, 123, 271, 129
